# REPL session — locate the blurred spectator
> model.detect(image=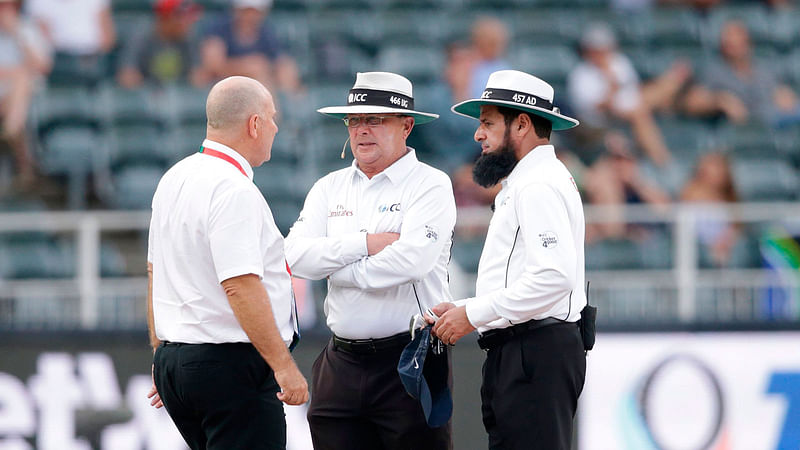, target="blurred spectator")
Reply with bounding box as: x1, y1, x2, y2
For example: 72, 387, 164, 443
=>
702, 20, 800, 127
584, 132, 671, 241
415, 41, 479, 170
468, 16, 511, 98
445, 41, 475, 104
0, 0, 51, 188
680, 152, 743, 267
26, 0, 115, 74
116, 0, 203, 88
567, 23, 681, 166
196, 0, 303, 94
